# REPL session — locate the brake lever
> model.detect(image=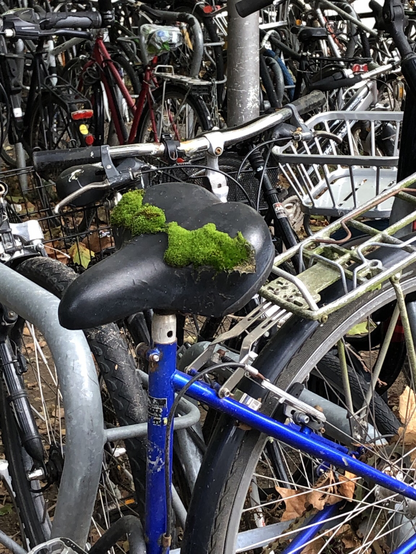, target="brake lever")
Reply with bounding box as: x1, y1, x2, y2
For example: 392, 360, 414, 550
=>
54, 181, 111, 214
